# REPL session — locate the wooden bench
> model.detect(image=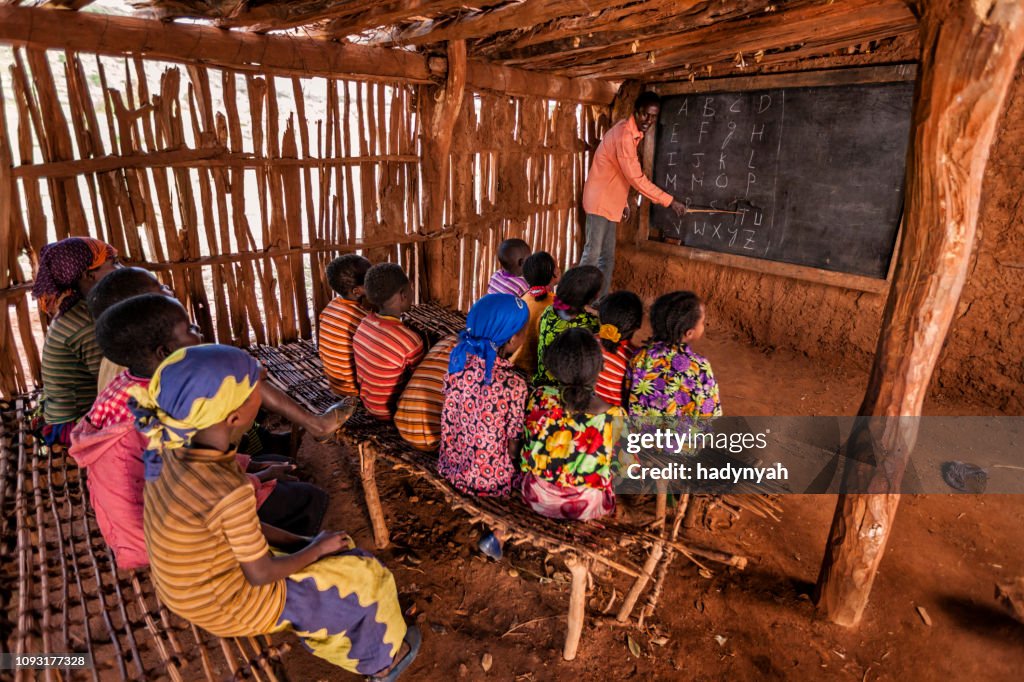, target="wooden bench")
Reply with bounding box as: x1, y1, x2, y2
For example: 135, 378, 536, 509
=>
252, 302, 773, 660
0, 395, 291, 681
